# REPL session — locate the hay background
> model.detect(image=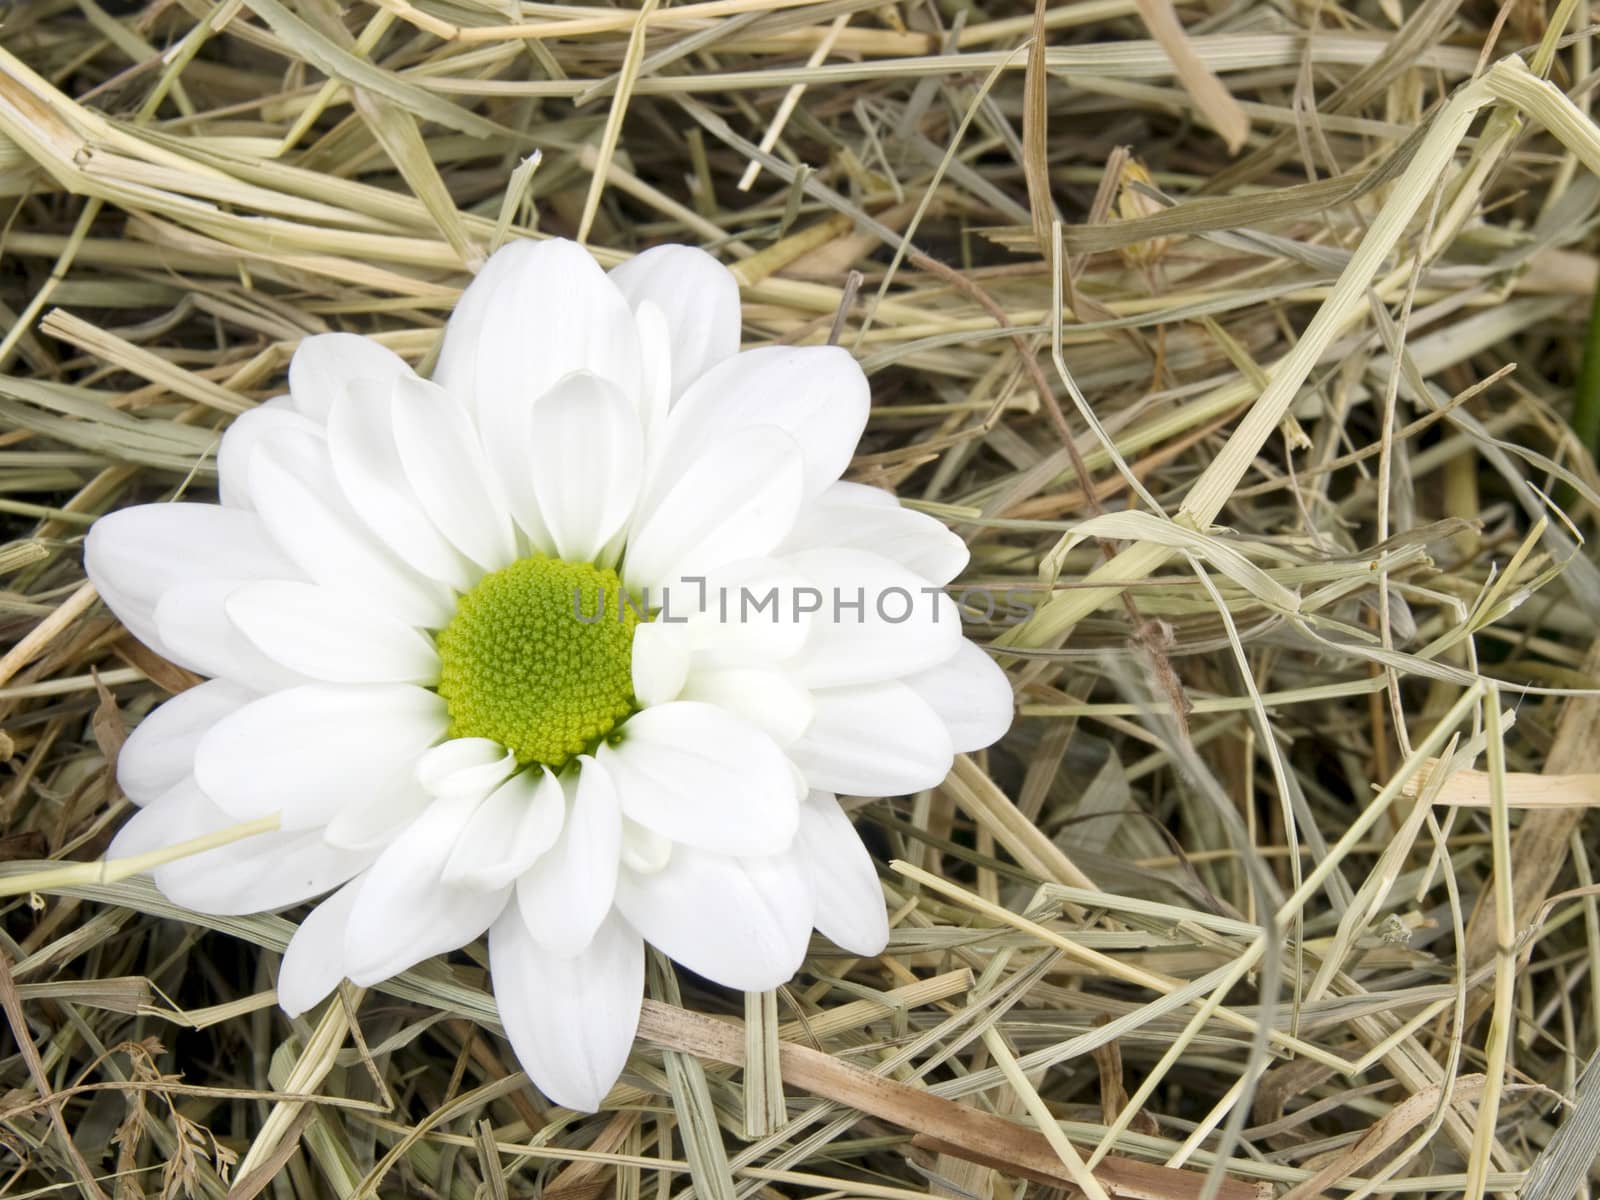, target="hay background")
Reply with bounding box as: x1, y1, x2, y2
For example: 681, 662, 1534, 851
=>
2, 0, 1600, 1196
